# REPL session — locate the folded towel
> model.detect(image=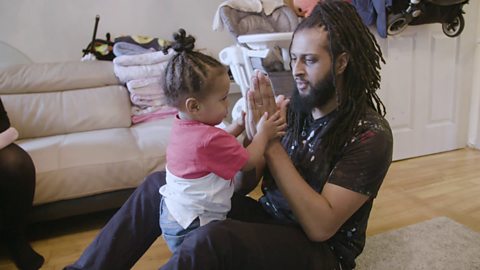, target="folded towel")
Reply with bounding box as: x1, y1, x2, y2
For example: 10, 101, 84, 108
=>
130, 97, 165, 107
127, 76, 164, 94
130, 91, 164, 100
0, 127, 18, 149
131, 106, 177, 124
113, 49, 174, 67
114, 61, 169, 83
213, 0, 285, 31
125, 75, 175, 123
113, 42, 156, 57
132, 104, 169, 116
